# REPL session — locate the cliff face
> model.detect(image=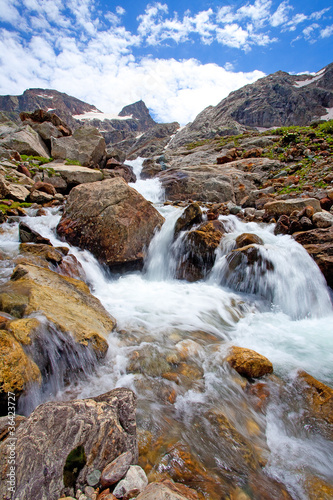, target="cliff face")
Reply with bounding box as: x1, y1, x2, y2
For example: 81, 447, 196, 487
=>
169, 63, 333, 148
